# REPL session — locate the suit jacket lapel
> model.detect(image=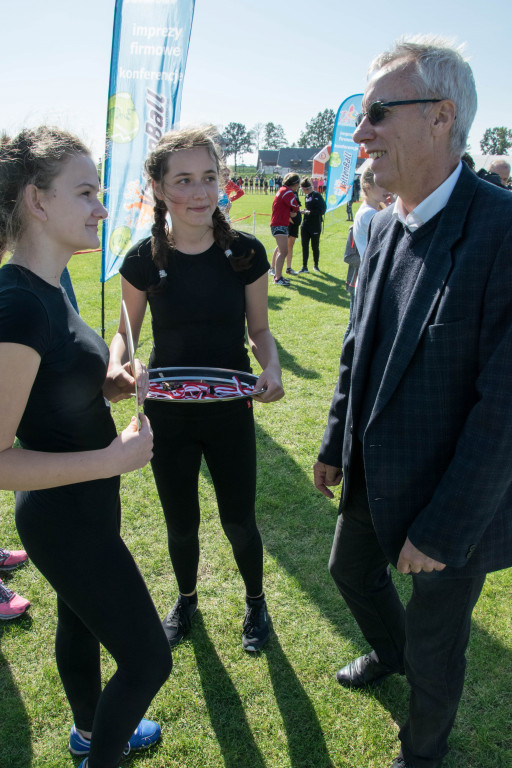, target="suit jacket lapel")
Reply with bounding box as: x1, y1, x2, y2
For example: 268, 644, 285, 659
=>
349, 216, 400, 422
